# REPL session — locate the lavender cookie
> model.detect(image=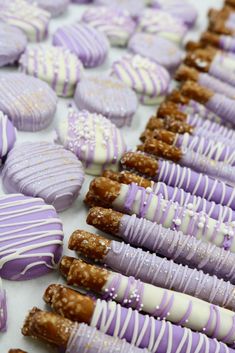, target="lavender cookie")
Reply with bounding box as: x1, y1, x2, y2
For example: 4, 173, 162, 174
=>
0, 0, 51, 42
111, 55, 170, 105
74, 76, 138, 127
128, 32, 183, 70
0, 279, 7, 332
94, 0, 145, 18
2, 142, 85, 212
53, 23, 109, 68
0, 194, 64, 280
0, 73, 57, 131
19, 46, 84, 97
0, 112, 17, 163
27, 0, 69, 17
137, 8, 187, 43
56, 108, 127, 175
81, 7, 136, 47
0, 23, 27, 67
151, 0, 198, 27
